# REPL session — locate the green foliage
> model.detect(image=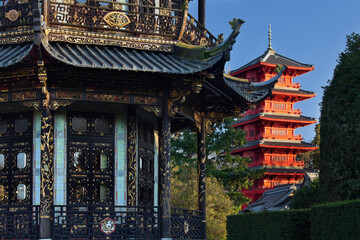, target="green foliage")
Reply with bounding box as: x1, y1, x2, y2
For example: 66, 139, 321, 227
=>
289, 179, 322, 209
320, 33, 360, 201
227, 210, 311, 240
296, 124, 320, 169
171, 167, 235, 240
171, 117, 263, 207
310, 199, 360, 240
310, 124, 320, 169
